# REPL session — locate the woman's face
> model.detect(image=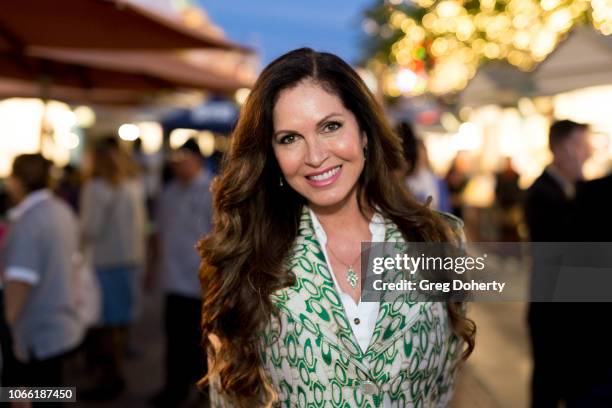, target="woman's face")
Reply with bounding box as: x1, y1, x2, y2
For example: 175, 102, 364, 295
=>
272, 81, 366, 211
